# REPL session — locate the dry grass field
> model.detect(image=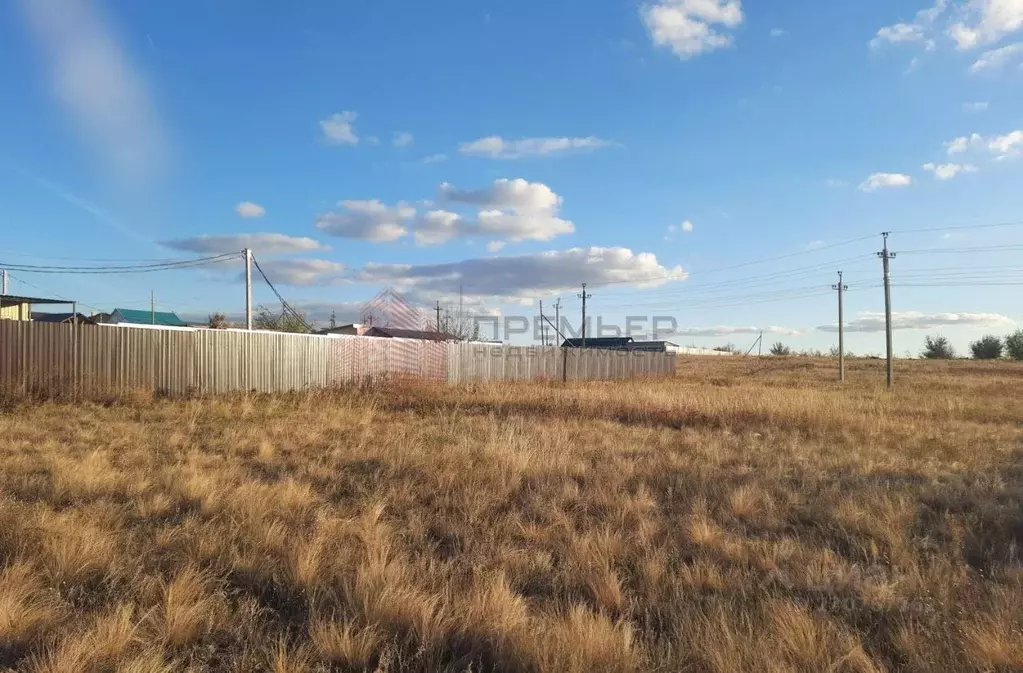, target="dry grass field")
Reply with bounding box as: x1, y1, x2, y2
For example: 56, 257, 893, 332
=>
1, 357, 1022, 672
